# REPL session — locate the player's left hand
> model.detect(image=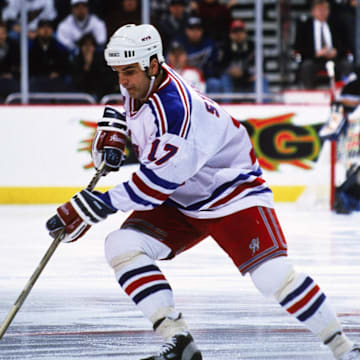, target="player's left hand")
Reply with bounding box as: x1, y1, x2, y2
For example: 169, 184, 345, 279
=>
46, 189, 117, 243
92, 106, 127, 174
